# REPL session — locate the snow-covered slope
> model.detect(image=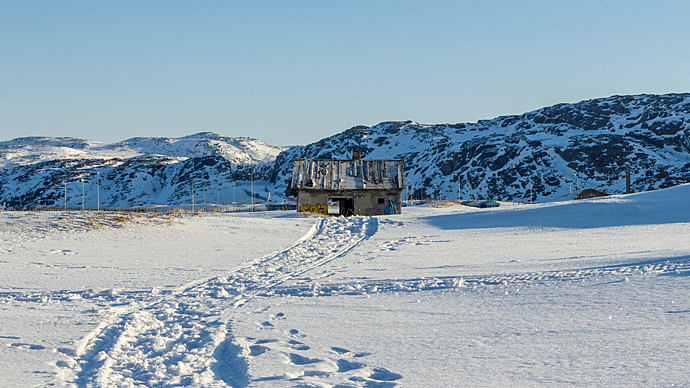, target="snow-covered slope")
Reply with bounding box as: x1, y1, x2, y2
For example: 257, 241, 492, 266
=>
0, 132, 283, 168
104, 132, 282, 165
0, 133, 284, 208
271, 93, 690, 202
